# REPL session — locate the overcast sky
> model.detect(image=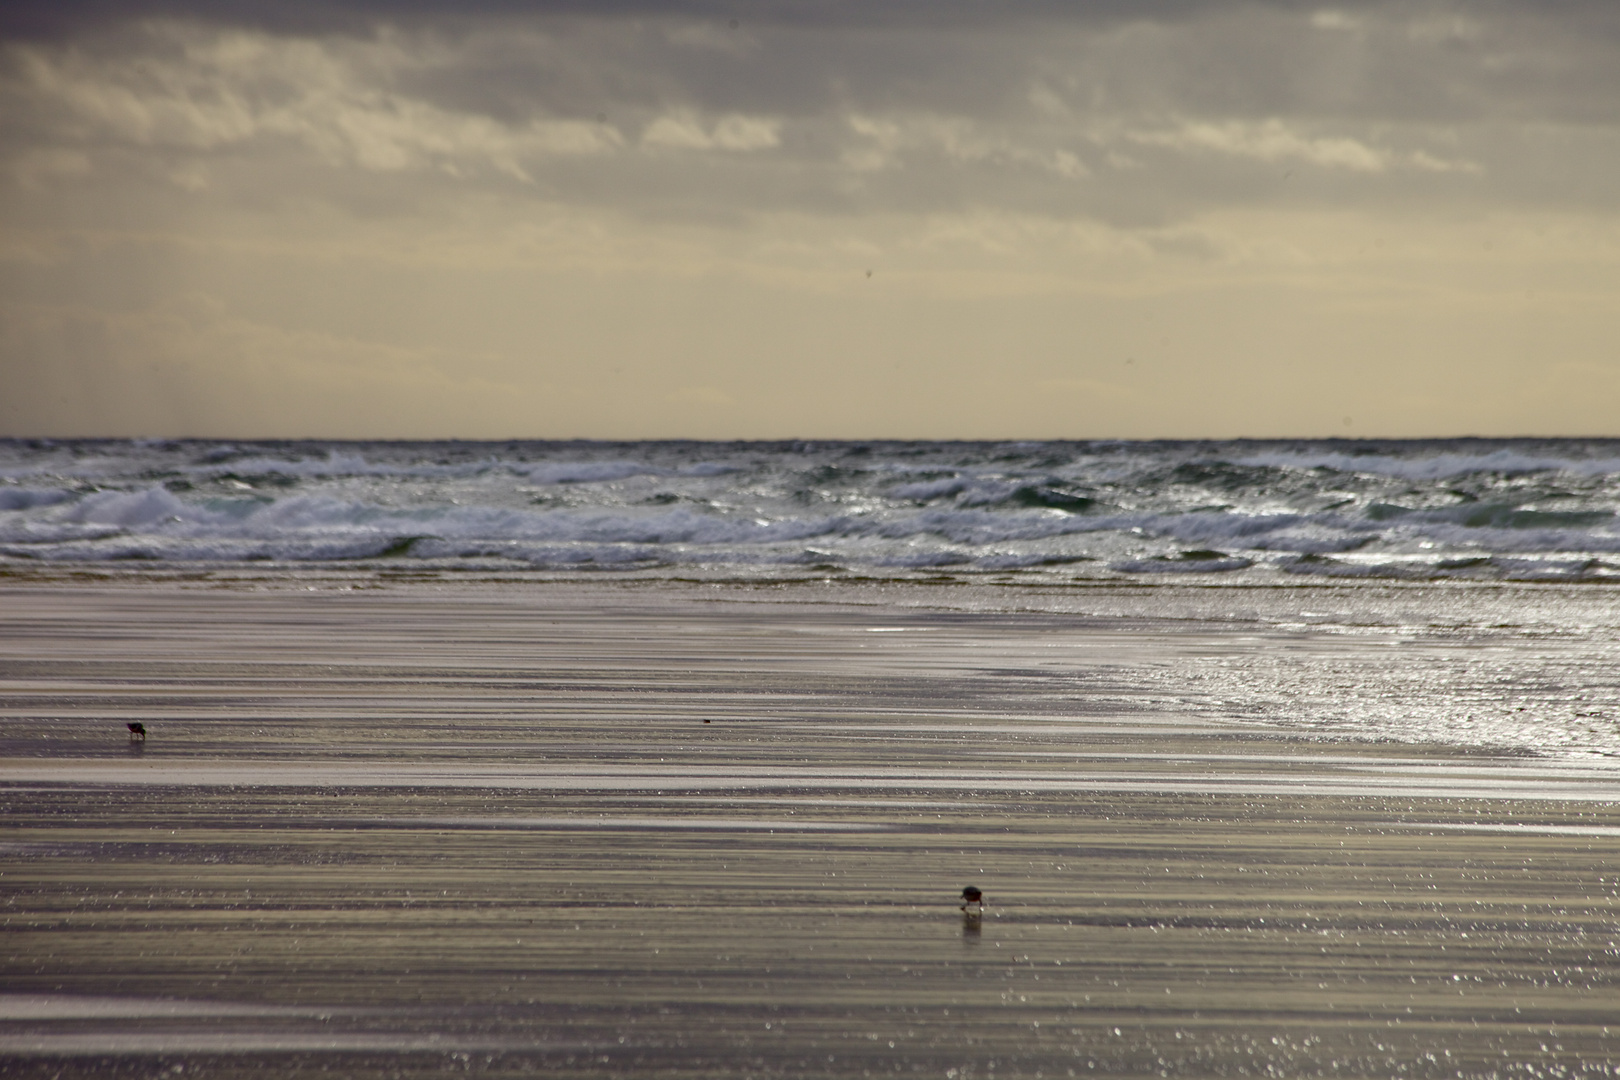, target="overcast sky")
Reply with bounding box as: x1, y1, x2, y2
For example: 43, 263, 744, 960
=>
2, 0, 1618, 439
